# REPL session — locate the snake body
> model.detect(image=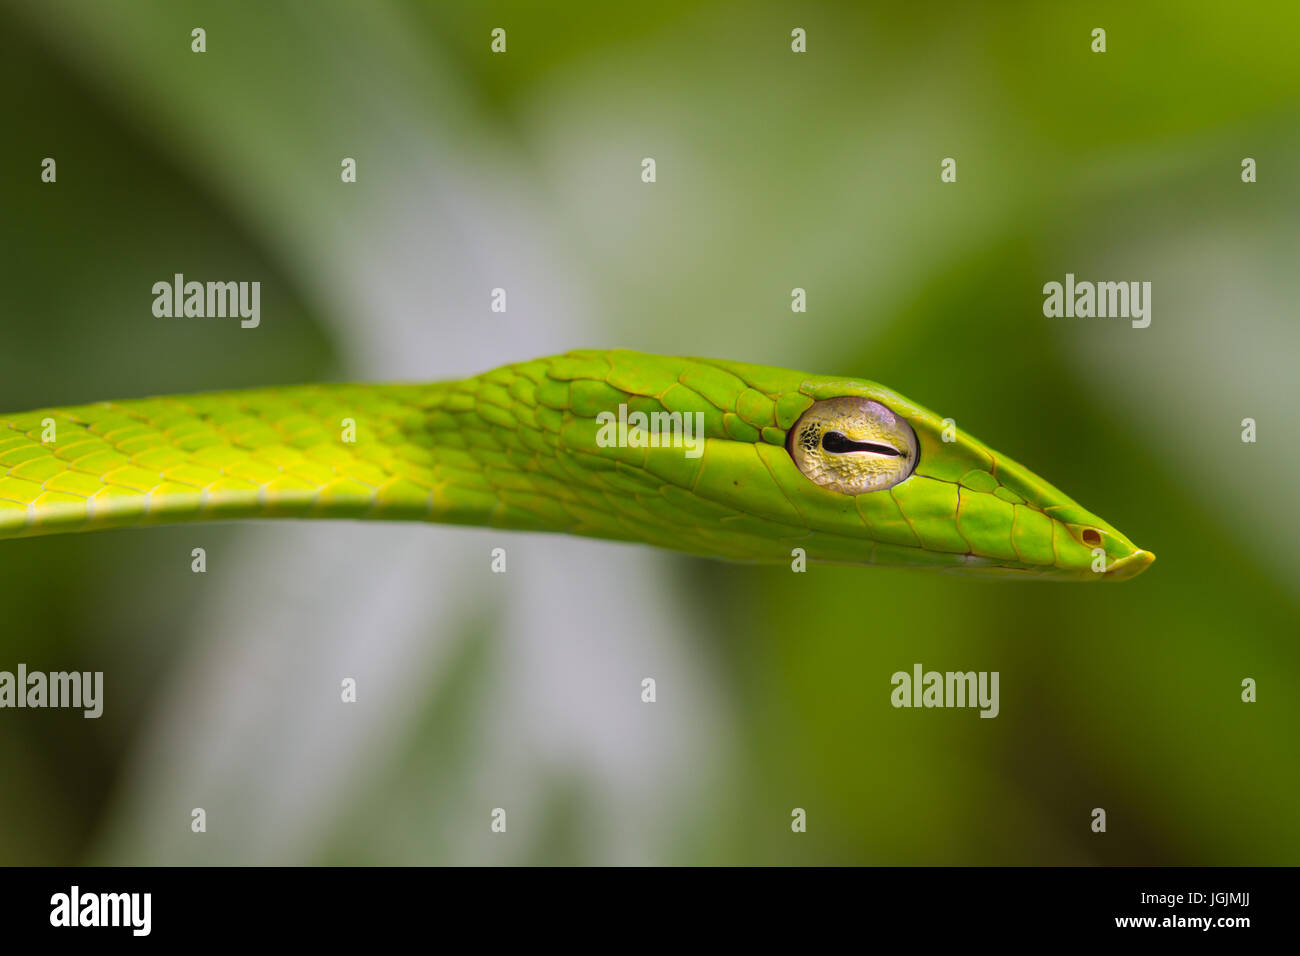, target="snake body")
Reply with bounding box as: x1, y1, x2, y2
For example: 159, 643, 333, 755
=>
0, 349, 1153, 580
